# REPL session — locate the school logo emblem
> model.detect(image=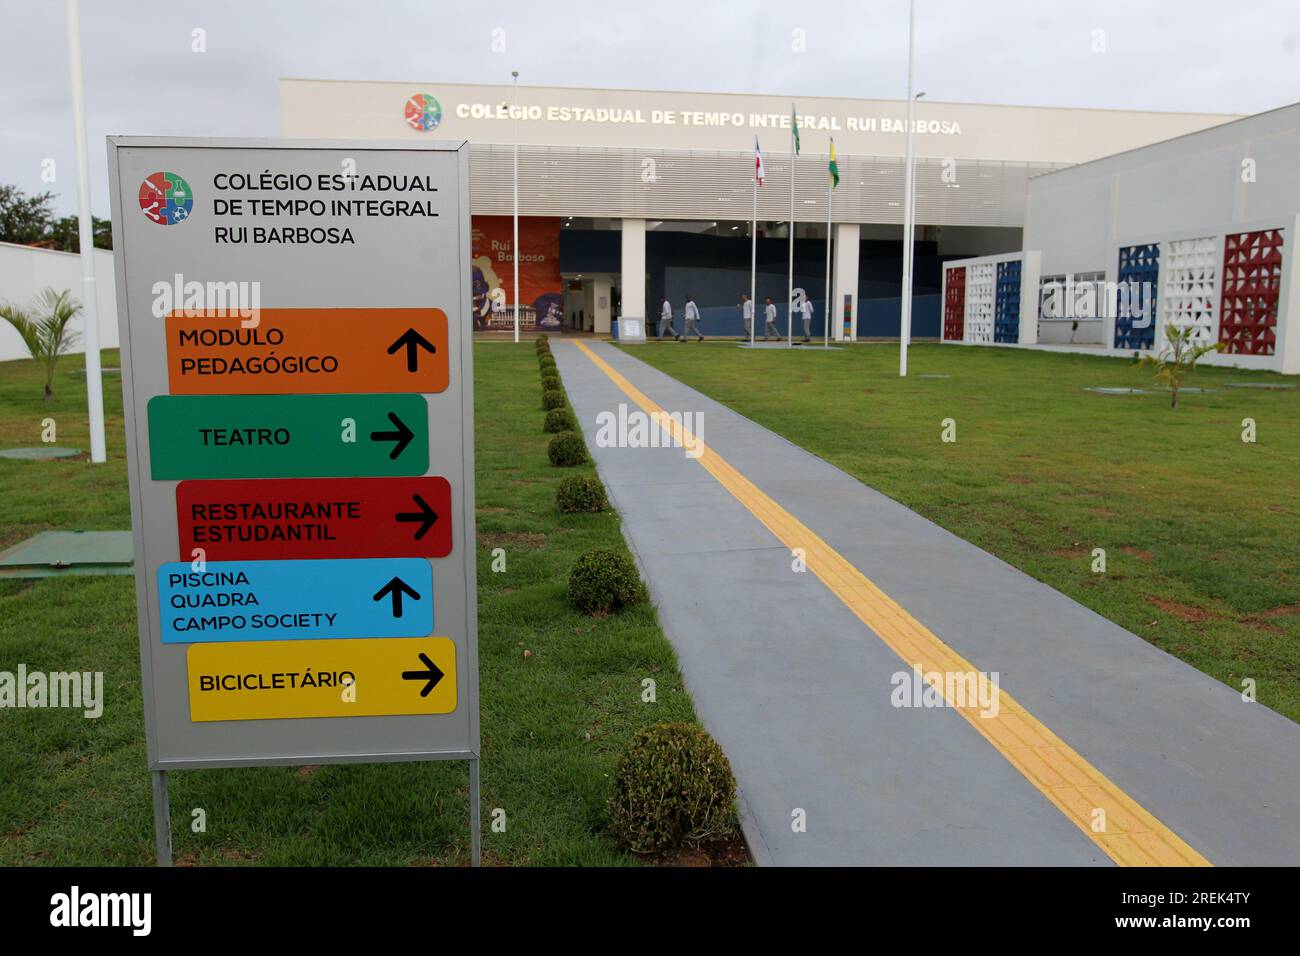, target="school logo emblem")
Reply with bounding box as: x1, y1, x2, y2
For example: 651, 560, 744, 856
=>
404, 93, 442, 132
138, 172, 193, 226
